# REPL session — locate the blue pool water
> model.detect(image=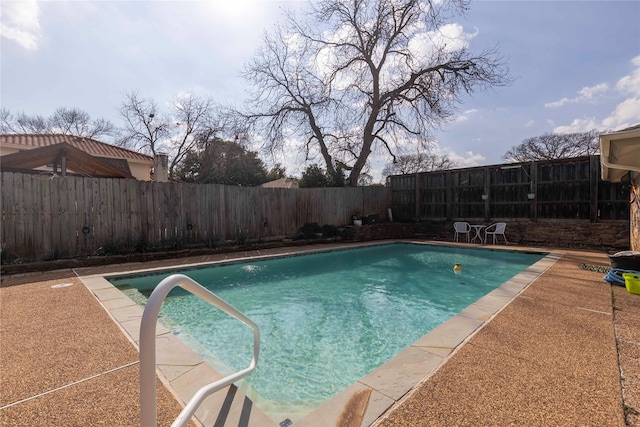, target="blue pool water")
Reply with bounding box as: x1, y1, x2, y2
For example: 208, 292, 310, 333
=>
111, 243, 544, 418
